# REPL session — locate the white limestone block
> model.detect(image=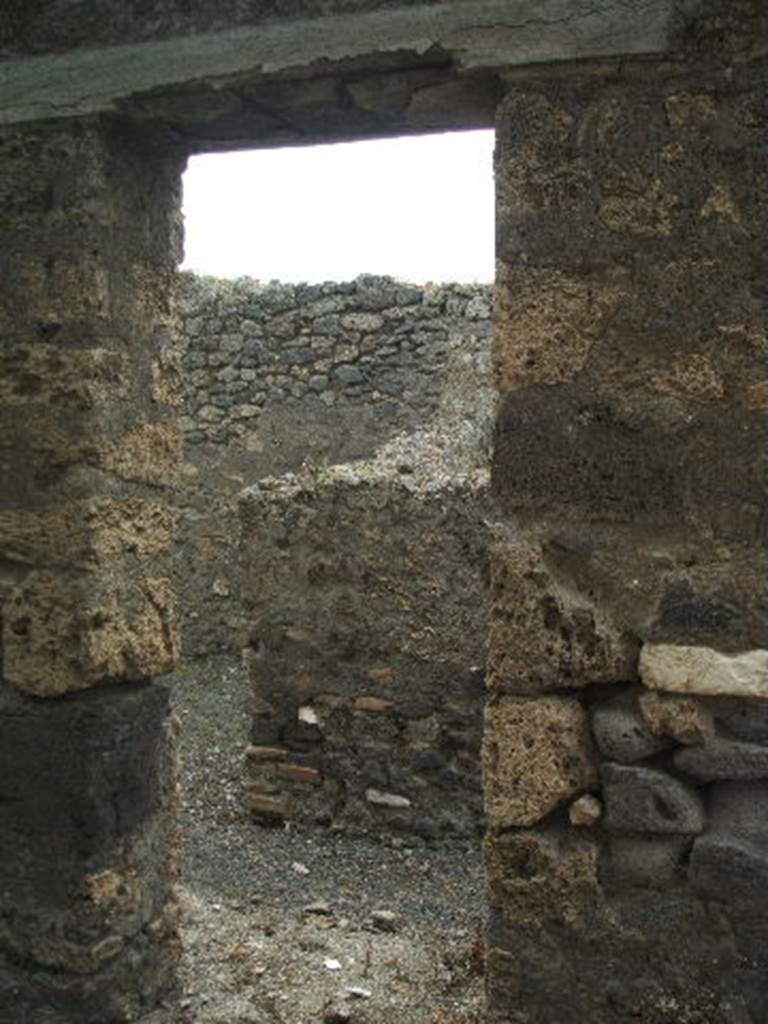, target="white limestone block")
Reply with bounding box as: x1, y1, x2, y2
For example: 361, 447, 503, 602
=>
640, 645, 768, 699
